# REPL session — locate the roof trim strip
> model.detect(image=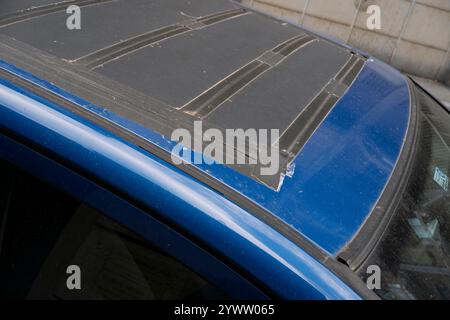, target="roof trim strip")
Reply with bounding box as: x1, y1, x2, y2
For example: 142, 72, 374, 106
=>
180, 34, 316, 118
73, 8, 249, 69
278, 54, 365, 159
